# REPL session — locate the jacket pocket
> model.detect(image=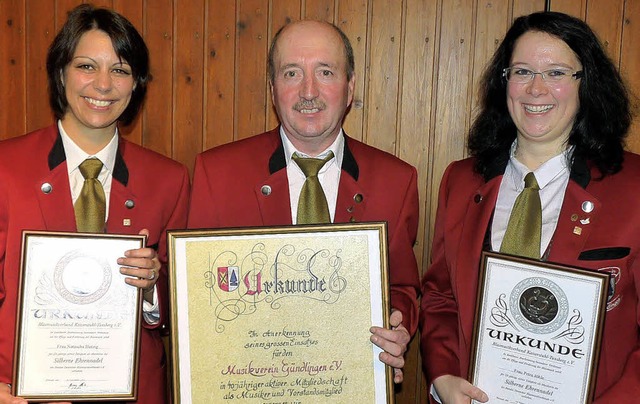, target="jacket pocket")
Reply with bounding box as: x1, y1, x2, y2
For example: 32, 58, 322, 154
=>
578, 247, 630, 261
